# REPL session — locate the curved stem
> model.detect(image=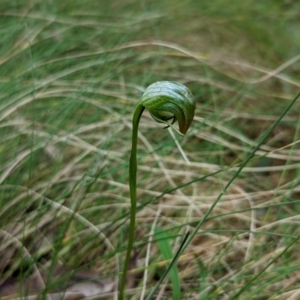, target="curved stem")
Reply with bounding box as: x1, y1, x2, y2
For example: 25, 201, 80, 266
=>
119, 103, 145, 300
